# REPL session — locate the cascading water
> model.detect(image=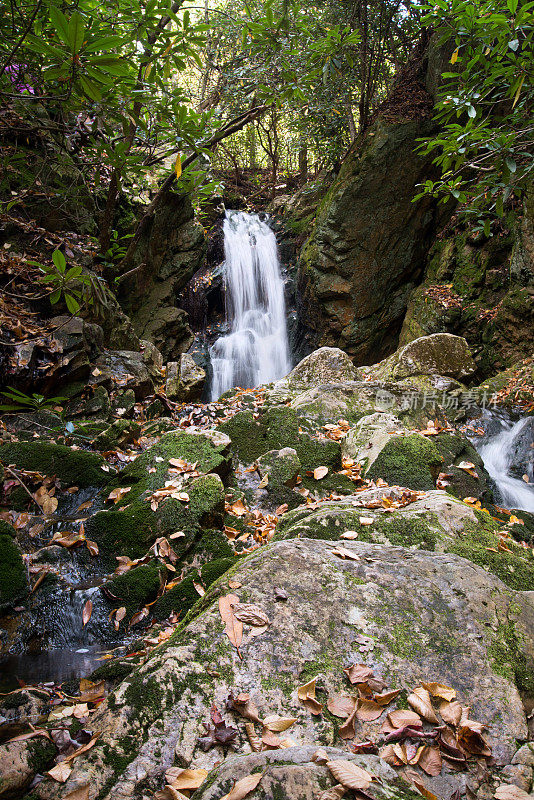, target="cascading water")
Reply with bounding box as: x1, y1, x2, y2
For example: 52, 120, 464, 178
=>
473, 413, 534, 512
209, 210, 291, 400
